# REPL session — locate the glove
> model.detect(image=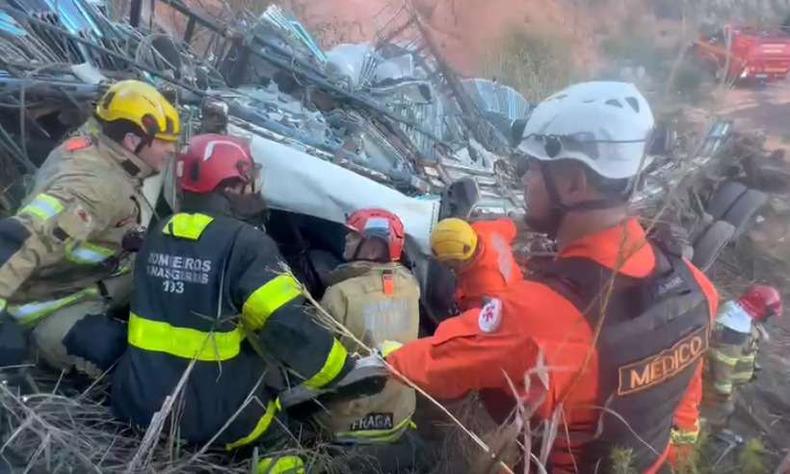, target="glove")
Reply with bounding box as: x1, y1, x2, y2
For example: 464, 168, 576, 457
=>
327, 354, 388, 400
279, 354, 388, 408
378, 340, 404, 358
0, 309, 28, 366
